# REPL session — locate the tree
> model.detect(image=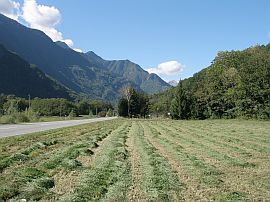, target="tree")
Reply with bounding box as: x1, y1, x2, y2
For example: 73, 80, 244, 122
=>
138, 93, 149, 118
170, 81, 190, 119
120, 85, 133, 118
118, 98, 128, 117
77, 100, 90, 115
118, 88, 149, 118
152, 44, 270, 120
